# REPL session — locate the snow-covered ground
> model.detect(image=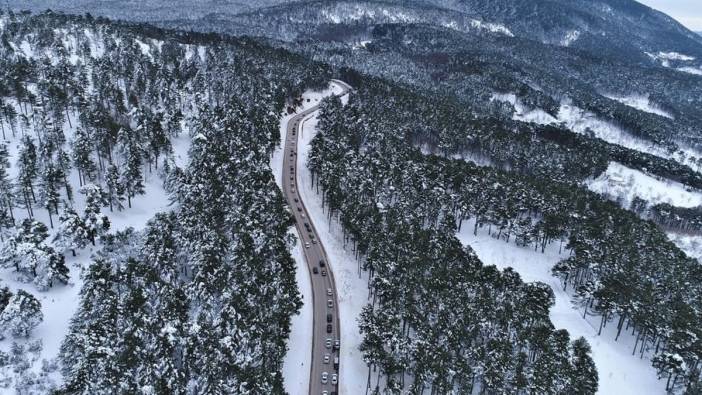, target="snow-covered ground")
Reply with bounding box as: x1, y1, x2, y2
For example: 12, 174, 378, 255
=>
275, 82, 367, 394
667, 233, 702, 262
587, 162, 702, 208
456, 221, 666, 395
281, 234, 312, 395
604, 94, 673, 119
491, 93, 702, 172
